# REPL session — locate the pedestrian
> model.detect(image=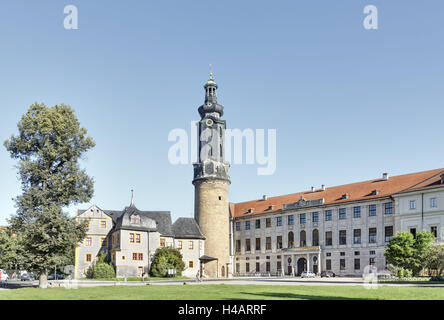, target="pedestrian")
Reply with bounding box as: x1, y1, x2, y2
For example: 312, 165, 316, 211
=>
195, 270, 201, 282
